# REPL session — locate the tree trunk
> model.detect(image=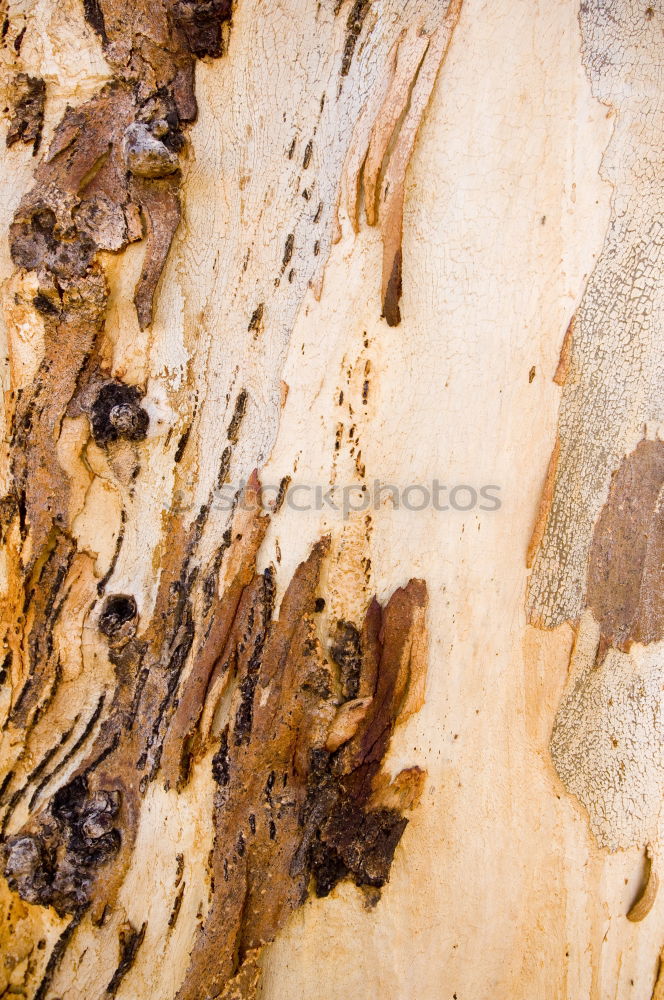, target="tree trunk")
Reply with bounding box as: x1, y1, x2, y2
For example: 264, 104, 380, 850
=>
1, 0, 663, 998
